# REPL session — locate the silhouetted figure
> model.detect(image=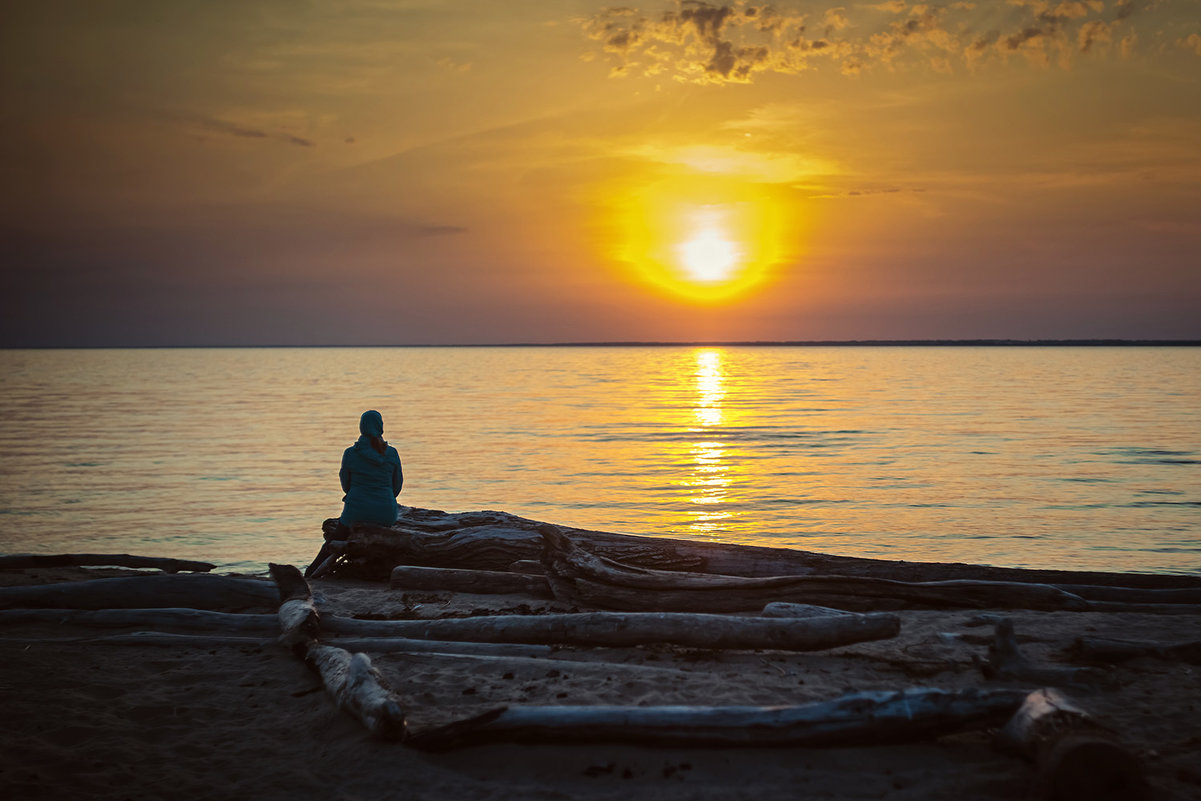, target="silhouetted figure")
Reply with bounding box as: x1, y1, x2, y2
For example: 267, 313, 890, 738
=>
306, 410, 403, 577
